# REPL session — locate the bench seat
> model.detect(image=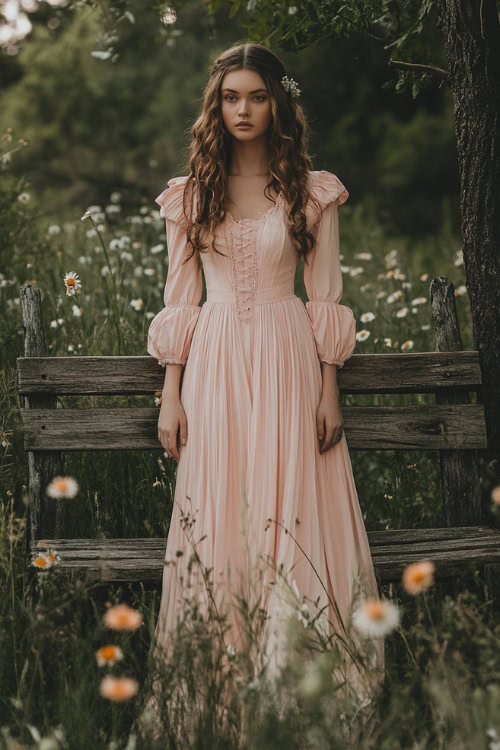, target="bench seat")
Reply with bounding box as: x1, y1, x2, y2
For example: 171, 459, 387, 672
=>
30, 526, 500, 588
